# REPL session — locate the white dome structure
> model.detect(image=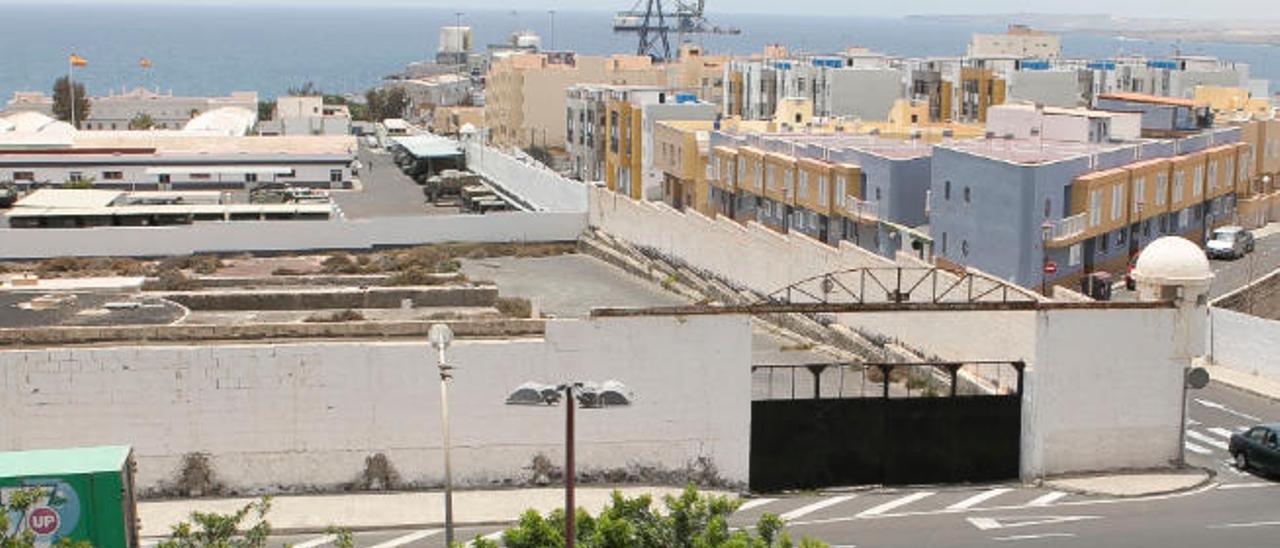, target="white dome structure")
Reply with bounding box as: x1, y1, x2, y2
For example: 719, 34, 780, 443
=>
1132, 236, 1213, 286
